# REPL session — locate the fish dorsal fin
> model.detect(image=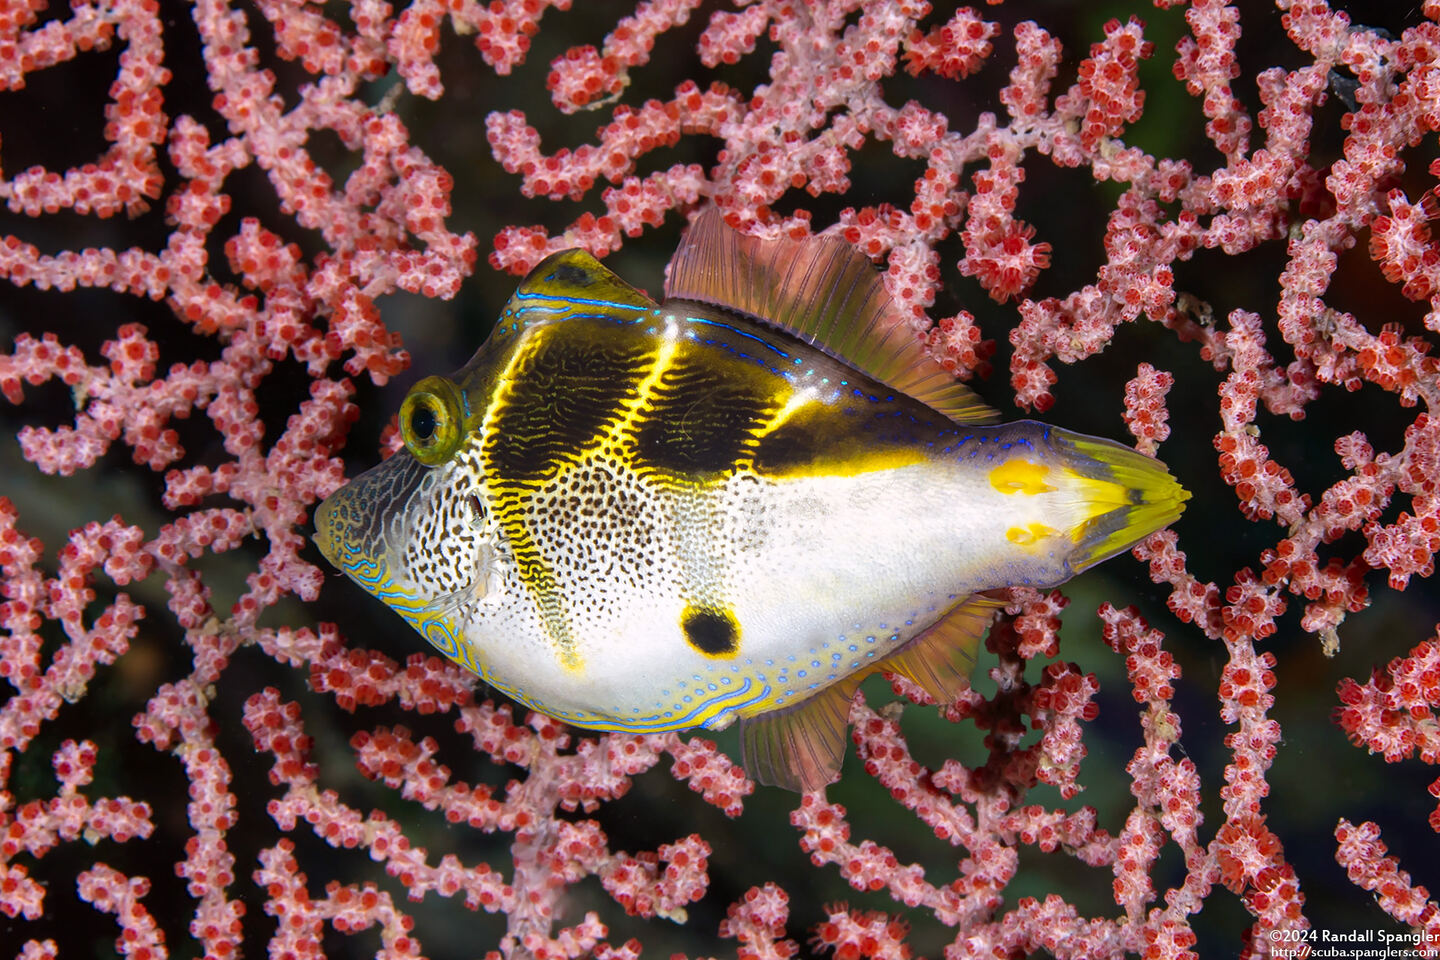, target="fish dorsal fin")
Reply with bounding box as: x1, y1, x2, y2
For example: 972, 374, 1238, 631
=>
665, 208, 999, 426
507, 248, 659, 324
739, 676, 861, 792
882, 594, 1002, 703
